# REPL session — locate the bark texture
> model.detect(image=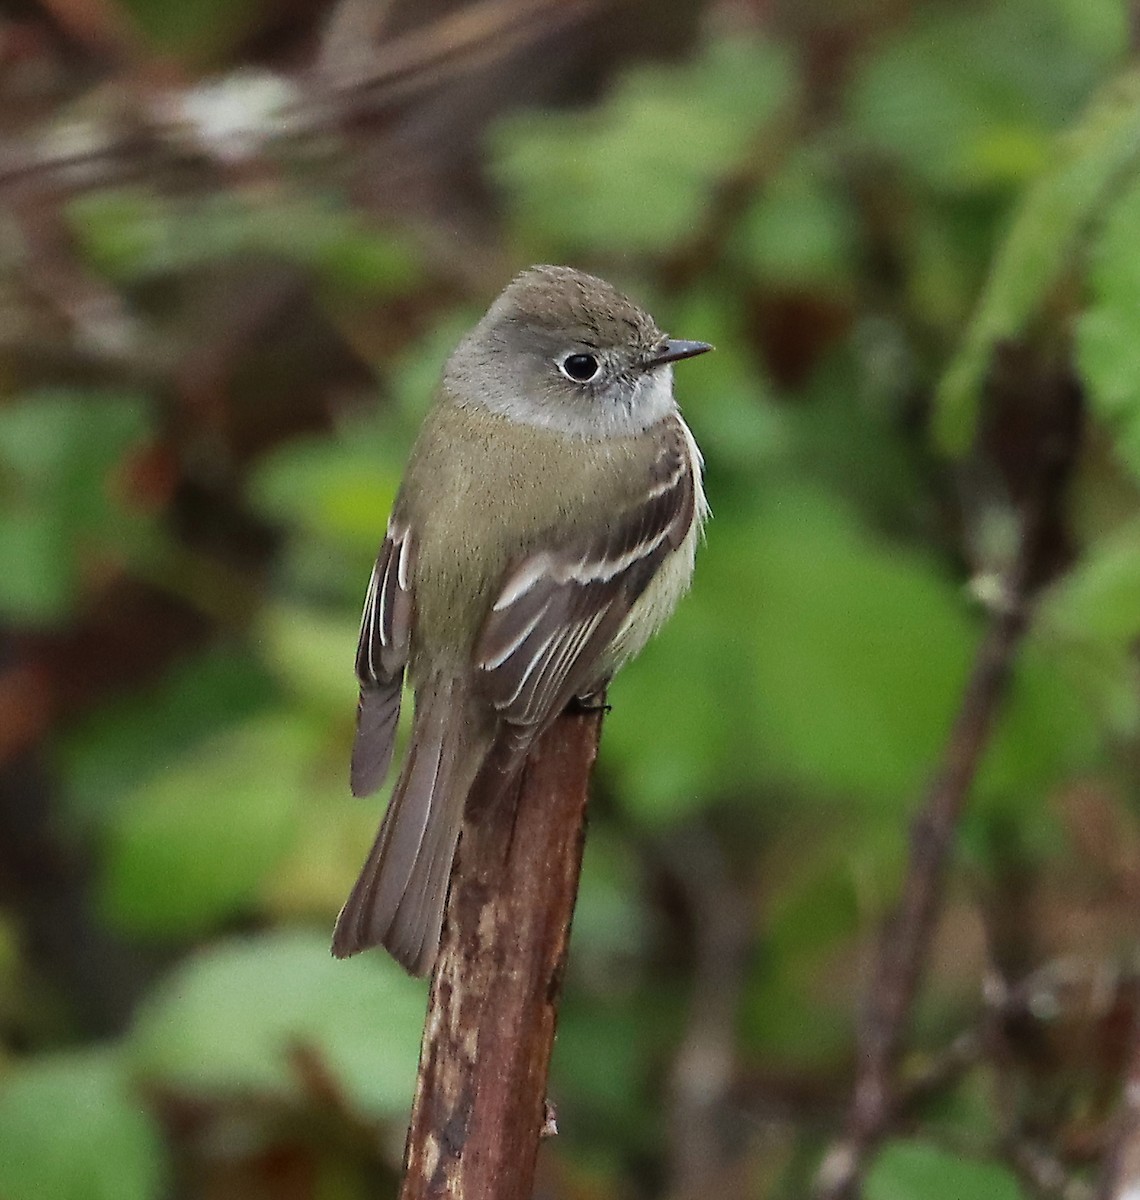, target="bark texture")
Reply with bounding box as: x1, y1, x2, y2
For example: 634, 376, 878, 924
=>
399, 705, 603, 1200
